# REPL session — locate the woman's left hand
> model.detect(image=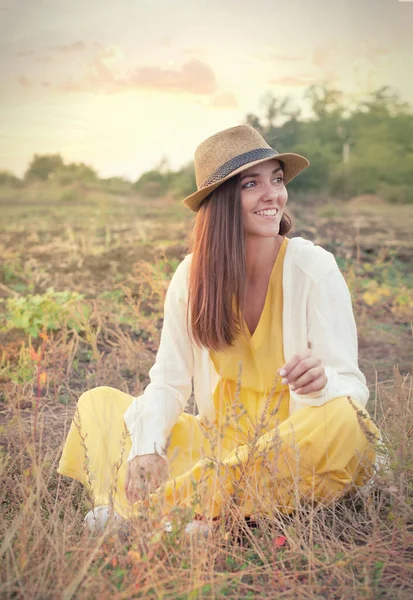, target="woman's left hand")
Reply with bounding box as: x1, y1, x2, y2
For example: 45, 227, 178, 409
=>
279, 349, 327, 395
